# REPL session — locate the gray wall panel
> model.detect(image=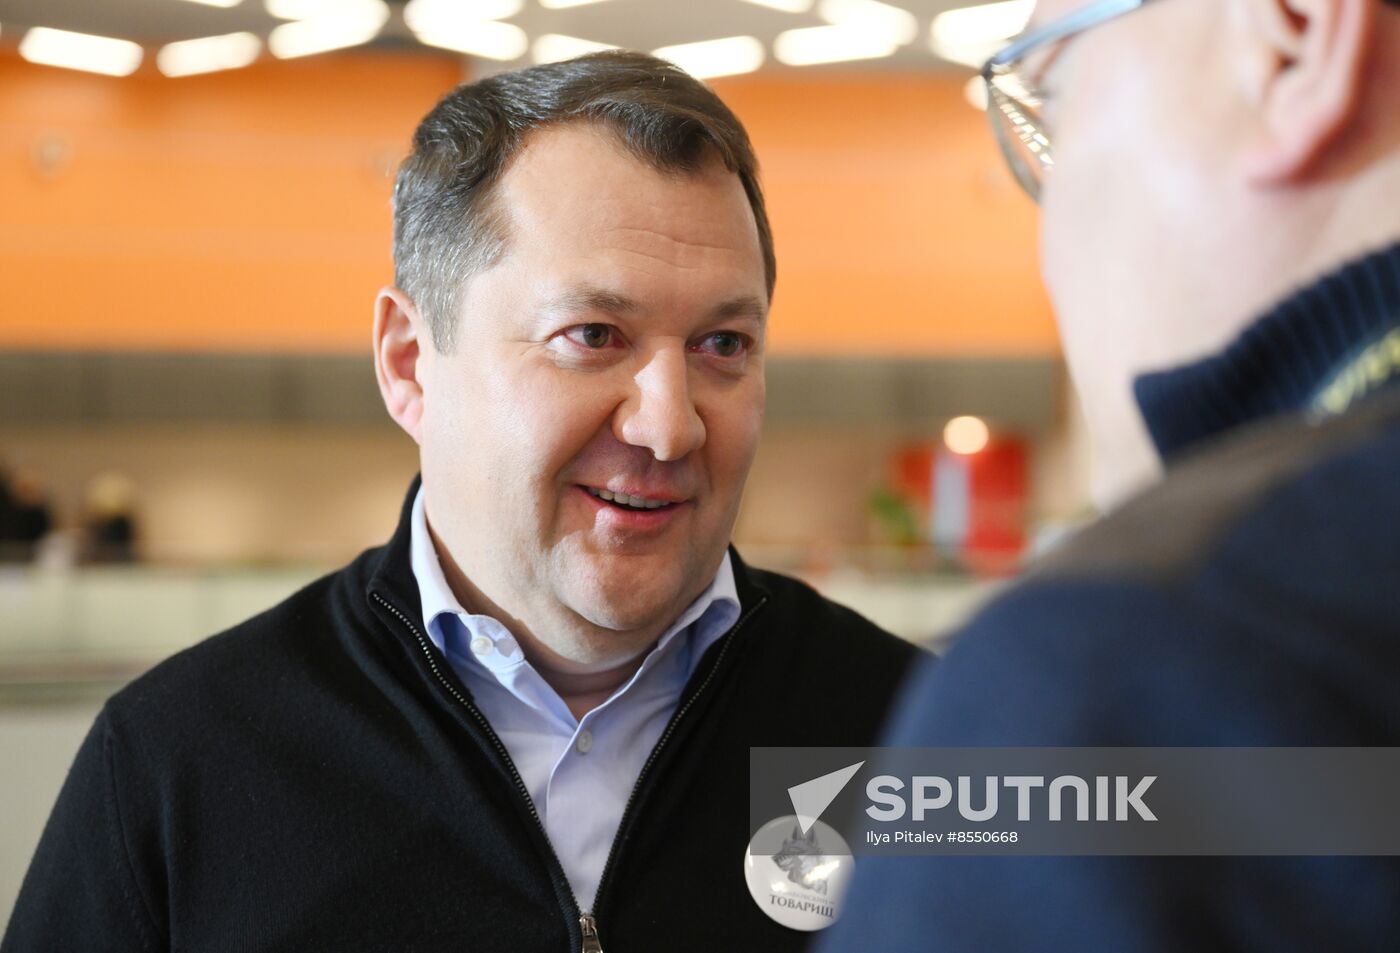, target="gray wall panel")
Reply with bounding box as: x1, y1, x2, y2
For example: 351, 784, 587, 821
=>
0, 352, 1060, 432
